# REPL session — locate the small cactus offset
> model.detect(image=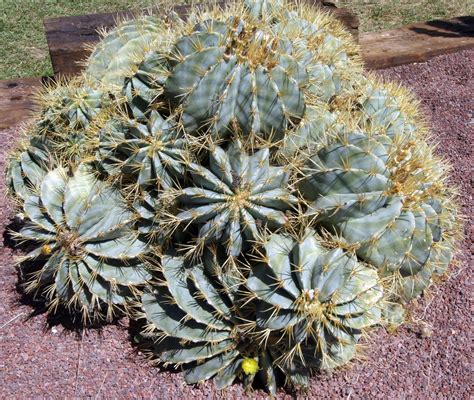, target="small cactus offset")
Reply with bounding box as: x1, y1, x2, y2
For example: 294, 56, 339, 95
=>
38, 81, 103, 130
4, 0, 460, 394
